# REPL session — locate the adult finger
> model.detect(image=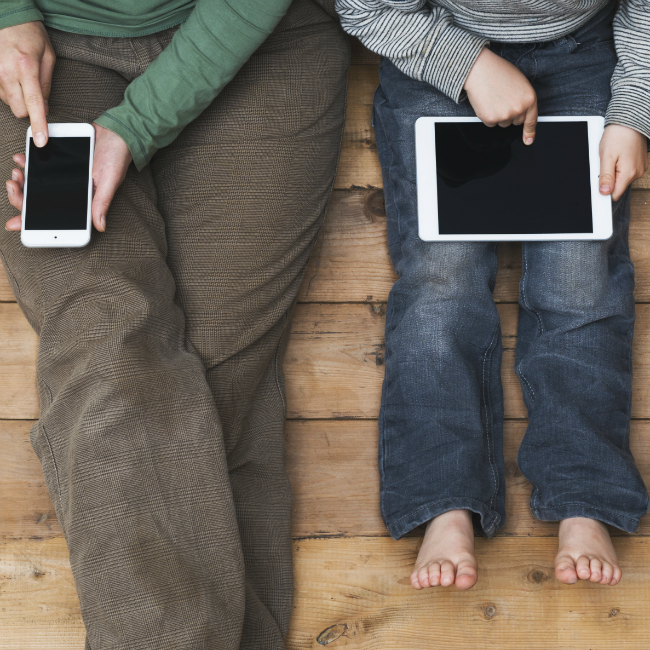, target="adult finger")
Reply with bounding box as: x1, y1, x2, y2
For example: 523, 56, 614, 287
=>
522, 102, 538, 145
40, 48, 55, 105
6, 176, 24, 212
13, 153, 26, 169
91, 170, 122, 232
19, 73, 49, 147
5, 215, 22, 231
498, 118, 514, 128
599, 152, 616, 196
